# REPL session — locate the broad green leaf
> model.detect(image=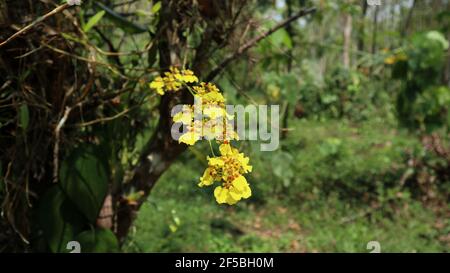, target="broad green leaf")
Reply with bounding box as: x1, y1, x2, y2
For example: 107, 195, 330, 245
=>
269, 29, 293, 49
19, 104, 29, 130
83, 10, 106, 33
38, 186, 85, 253
94, 2, 147, 34
426, 31, 449, 50
60, 145, 108, 223
75, 228, 119, 253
